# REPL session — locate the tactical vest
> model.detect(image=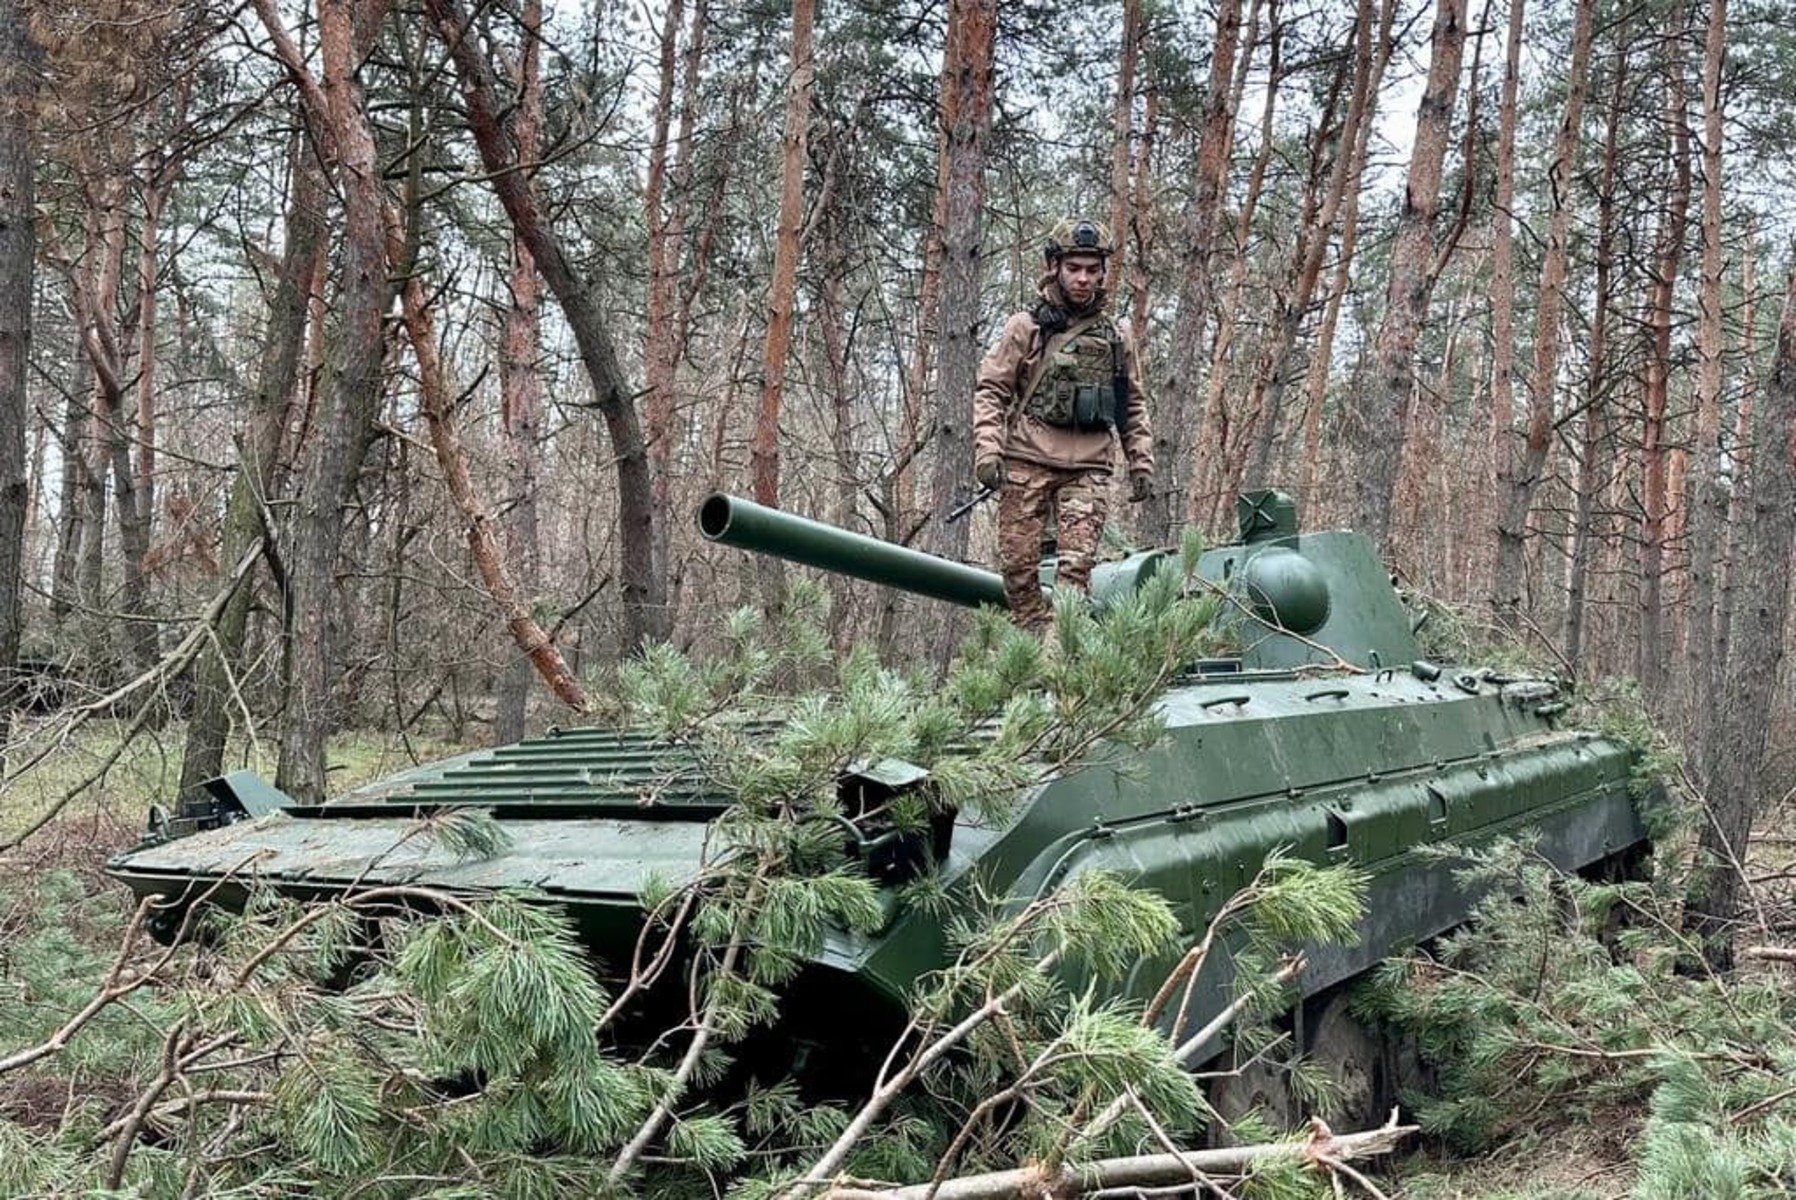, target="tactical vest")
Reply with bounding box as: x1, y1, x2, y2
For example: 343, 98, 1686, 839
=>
1025, 317, 1124, 431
